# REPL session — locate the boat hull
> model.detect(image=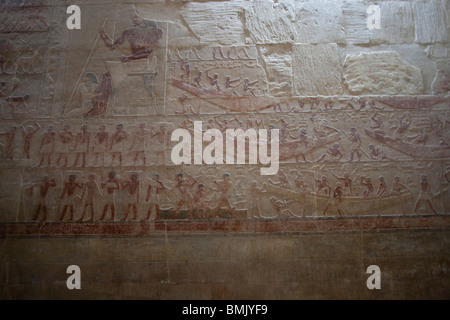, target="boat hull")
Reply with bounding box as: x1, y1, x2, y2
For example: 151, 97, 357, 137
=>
264, 183, 415, 216
365, 129, 450, 158
169, 77, 278, 112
